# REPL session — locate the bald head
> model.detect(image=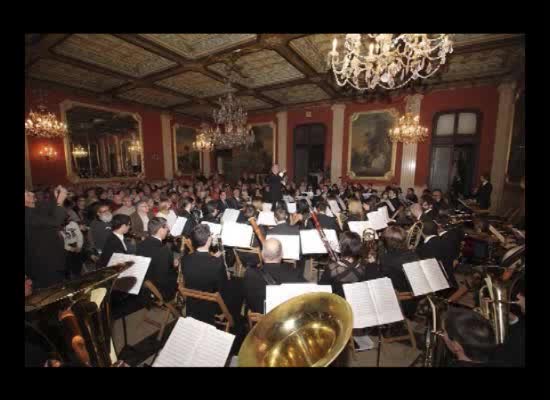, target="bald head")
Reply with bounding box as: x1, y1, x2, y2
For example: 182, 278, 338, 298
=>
410, 203, 423, 220
262, 238, 282, 263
